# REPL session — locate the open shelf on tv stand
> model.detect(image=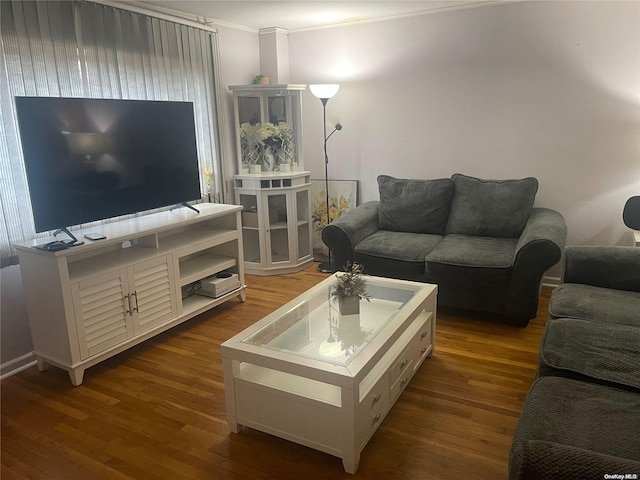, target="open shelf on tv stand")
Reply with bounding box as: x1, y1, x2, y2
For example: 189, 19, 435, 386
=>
15, 203, 245, 386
